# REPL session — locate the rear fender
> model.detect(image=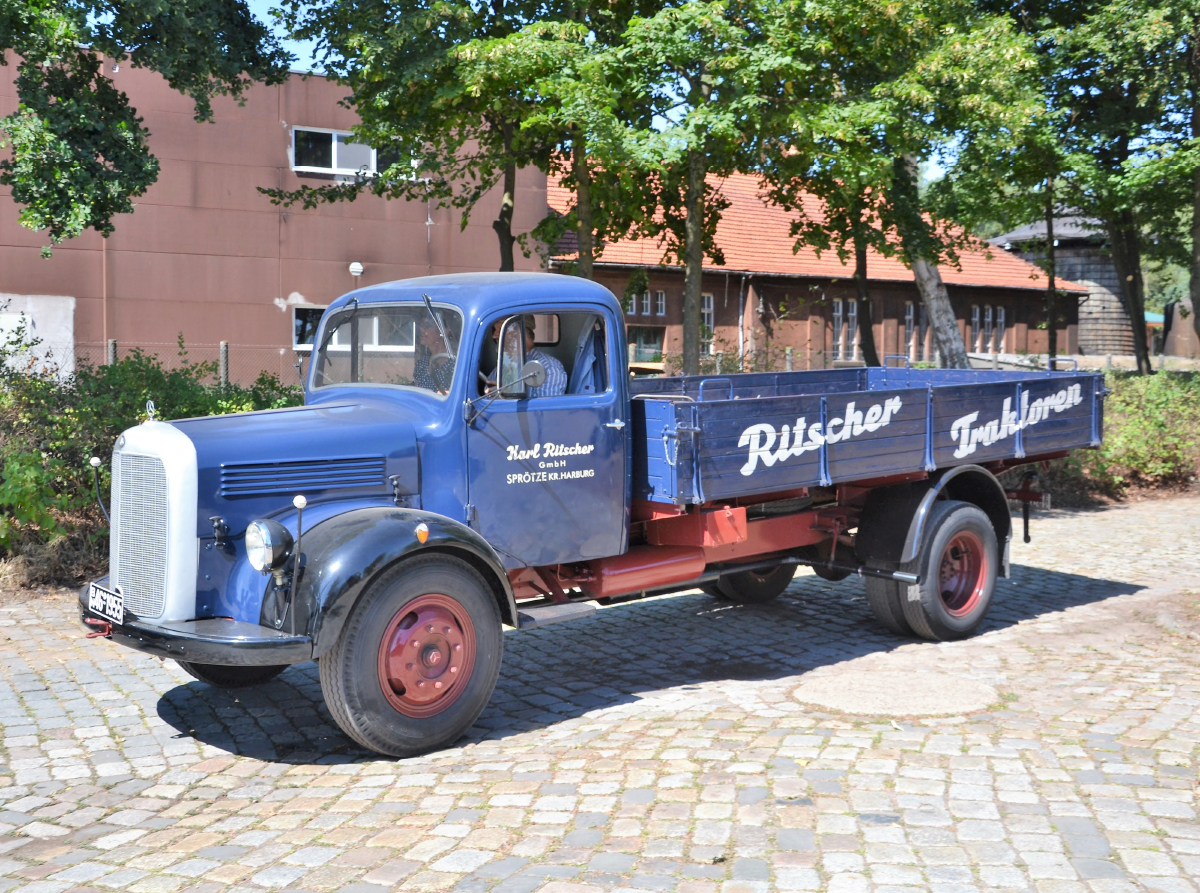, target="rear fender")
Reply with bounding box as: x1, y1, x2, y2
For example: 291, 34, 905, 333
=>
855, 465, 1012, 577
291, 507, 518, 658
